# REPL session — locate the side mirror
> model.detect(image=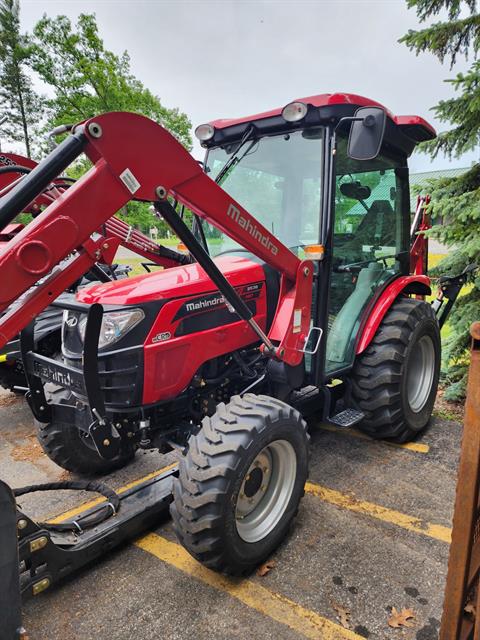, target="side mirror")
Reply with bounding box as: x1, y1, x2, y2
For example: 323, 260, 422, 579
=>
347, 107, 386, 161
